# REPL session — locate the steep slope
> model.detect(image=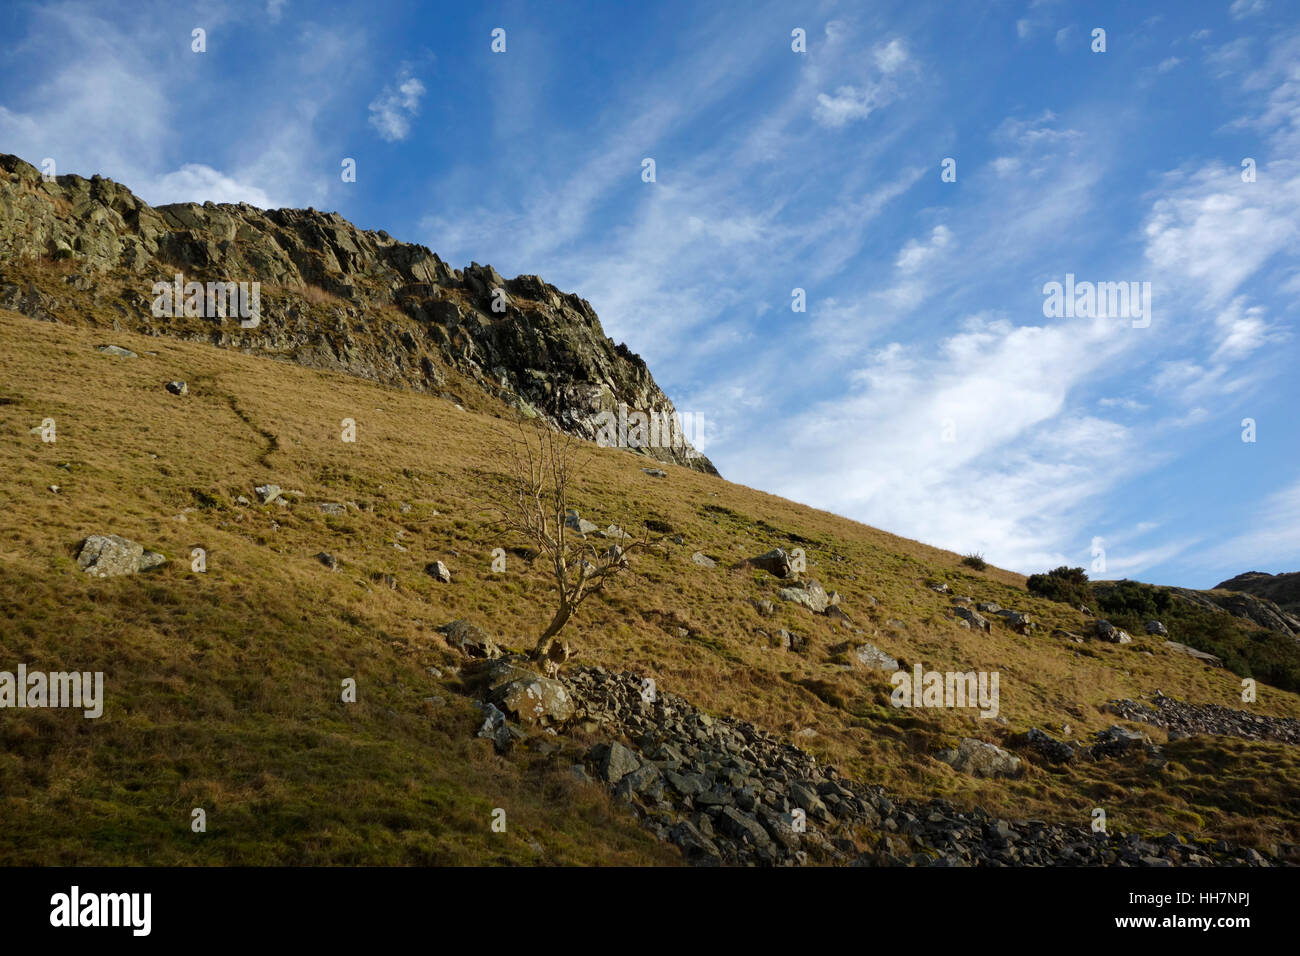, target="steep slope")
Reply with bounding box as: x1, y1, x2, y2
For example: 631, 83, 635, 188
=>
0, 153, 715, 474
3, 311, 1300, 864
